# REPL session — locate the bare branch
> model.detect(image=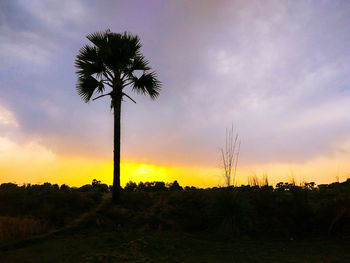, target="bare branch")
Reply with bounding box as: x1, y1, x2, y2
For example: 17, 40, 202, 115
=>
101, 79, 113, 87
122, 81, 134, 88
106, 70, 114, 80
122, 92, 137, 104
92, 92, 112, 101
103, 72, 114, 83
233, 140, 241, 186
120, 72, 128, 82
220, 125, 241, 187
